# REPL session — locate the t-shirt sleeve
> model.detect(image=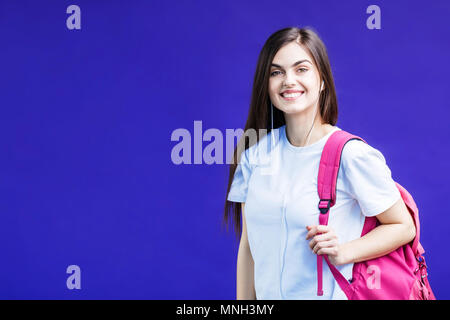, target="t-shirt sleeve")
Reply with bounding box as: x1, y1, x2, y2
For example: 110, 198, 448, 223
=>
227, 148, 253, 203
341, 140, 401, 217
